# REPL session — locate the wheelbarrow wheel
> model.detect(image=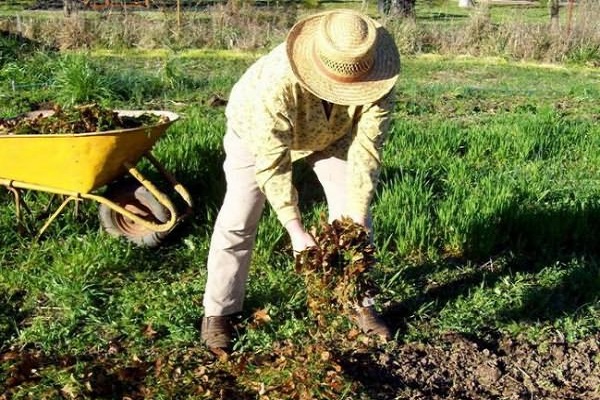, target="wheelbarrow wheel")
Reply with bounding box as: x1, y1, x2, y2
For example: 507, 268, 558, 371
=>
99, 180, 171, 248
